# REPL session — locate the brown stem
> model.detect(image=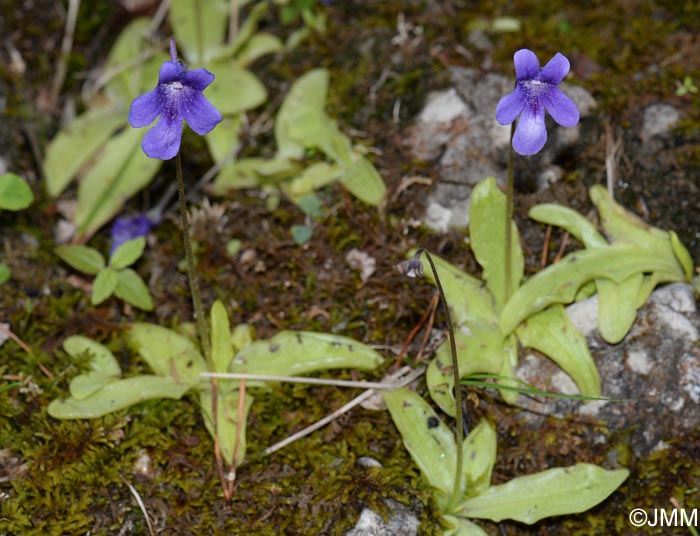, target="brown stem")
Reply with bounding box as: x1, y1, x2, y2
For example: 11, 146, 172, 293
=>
175, 153, 211, 362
